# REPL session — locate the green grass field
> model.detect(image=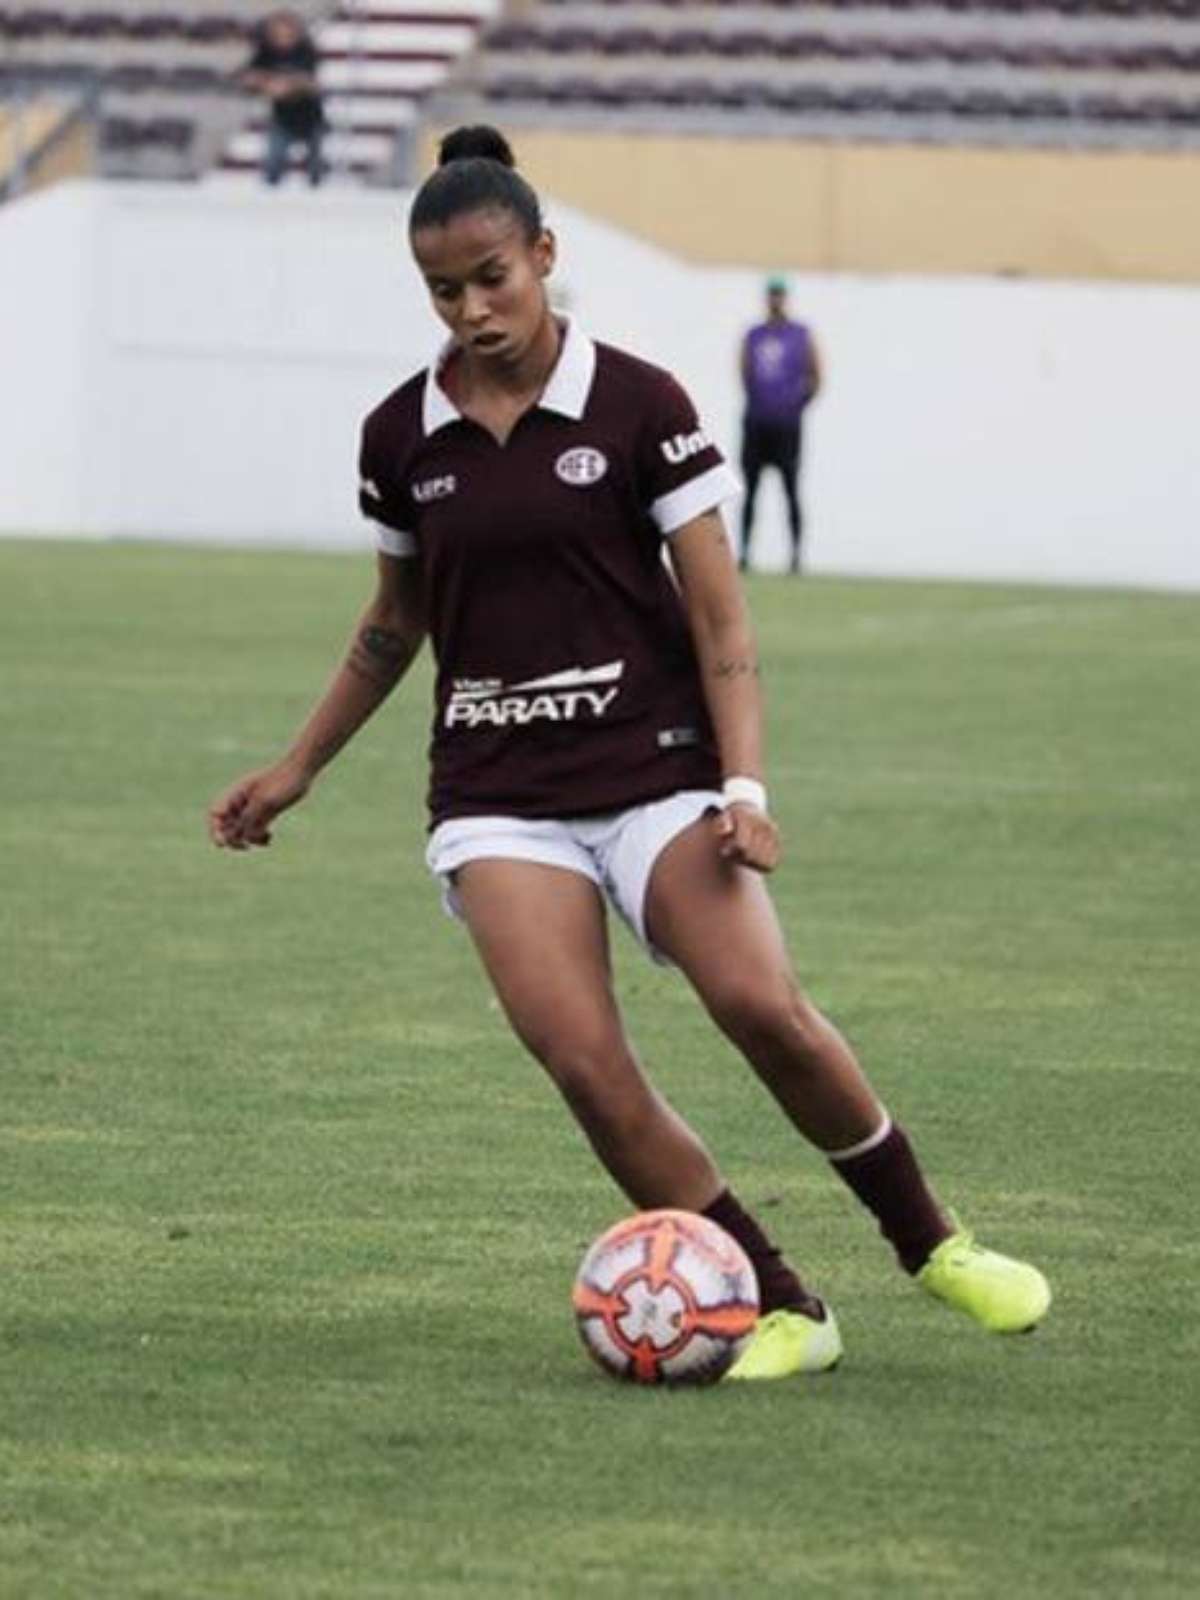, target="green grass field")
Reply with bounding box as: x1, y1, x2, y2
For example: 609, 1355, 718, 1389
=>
2, 539, 1198, 1599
